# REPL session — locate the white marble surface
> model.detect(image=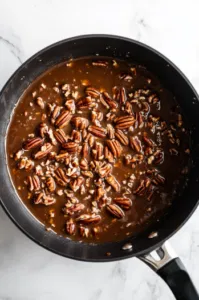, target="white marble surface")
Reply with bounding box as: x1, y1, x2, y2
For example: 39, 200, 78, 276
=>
1, 0, 199, 299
